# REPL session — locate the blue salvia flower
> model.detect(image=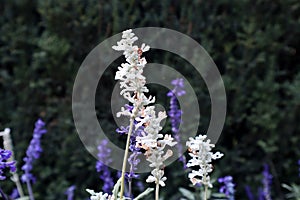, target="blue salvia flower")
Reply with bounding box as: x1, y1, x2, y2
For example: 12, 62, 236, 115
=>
65, 185, 76, 200
10, 188, 19, 199
117, 104, 145, 198
262, 164, 272, 200
0, 148, 16, 180
125, 123, 143, 181
245, 185, 255, 200
136, 180, 145, 192
298, 160, 300, 177
116, 104, 143, 182
21, 119, 47, 183
167, 78, 186, 167
96, 139, 114, 193
218, 176, 235, 200
258, 187, 264, 200
9, 188, 20, 199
